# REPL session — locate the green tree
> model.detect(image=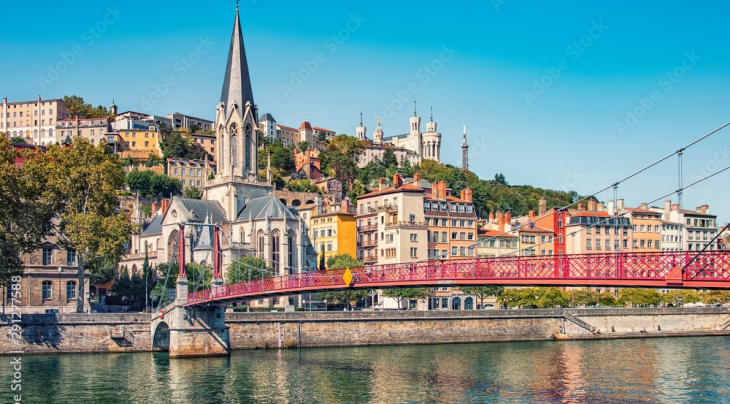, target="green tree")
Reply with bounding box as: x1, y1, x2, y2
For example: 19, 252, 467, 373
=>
381, 148, 398, 168
126, 170, 181, 197
702, 290, 730, 305
617, 288, 662, 307
26, 137, 136, 312
63, 95, 108, 119
597, 291, 618, 307
494, 173, 508, 185
183, 185, 202, 199
498, 287, 569, 308
661, 289, 702, 306
160, 131, 189, 159
287, 179, 318, 193
225, 256, 274, 285
348, 180, 367, 200
321, 135, 365, 188
316, 289, 369, 310
382, 288, 431, 310
188, 123, 200, 134
0, 138, 53, 297
326, 254, 364, 270
9, 136, 26, 144
570, 289, 599, 307
297, 141, 311, 151
459, 286, 504, 308
157, 122, 174, 143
